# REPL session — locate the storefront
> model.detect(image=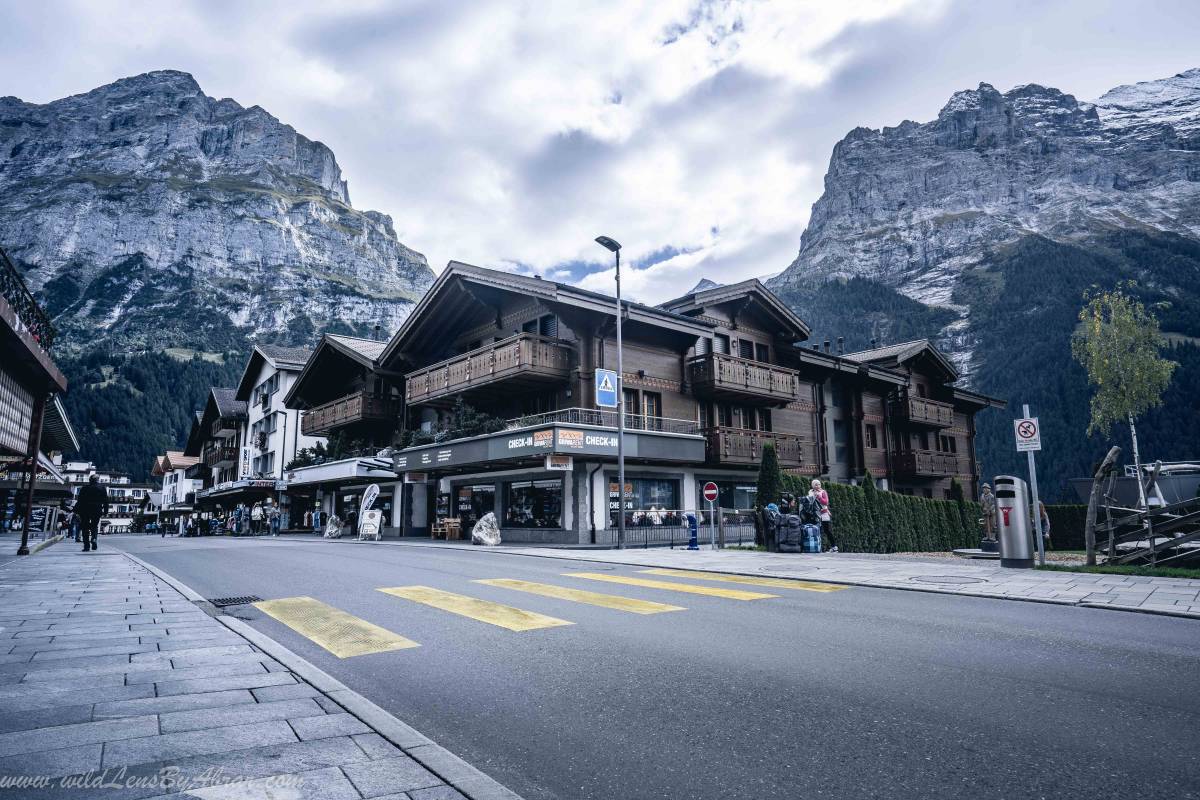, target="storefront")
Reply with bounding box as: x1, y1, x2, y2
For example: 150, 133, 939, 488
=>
284, 457, 402, 536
